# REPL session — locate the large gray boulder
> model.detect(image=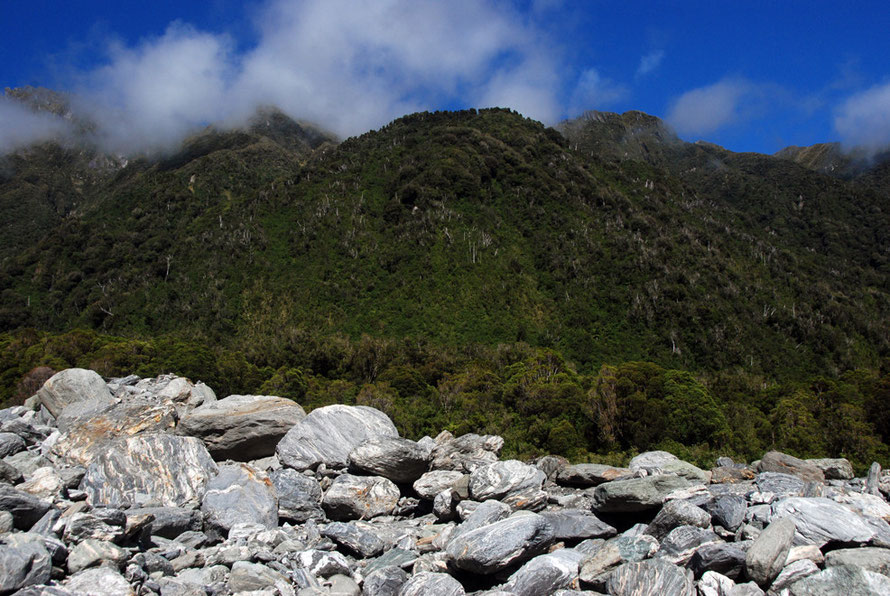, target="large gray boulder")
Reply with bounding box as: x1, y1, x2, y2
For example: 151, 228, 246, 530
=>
468, 459, 546, 504
592, 475, 691, 513
36, 368, 112, 419
126, 506, 201, 539
430, 432, 504, 472
540, 508, 617, 541
629, 450, 679, 473
806, 458, 854, 480
348, 436, 431, 483
80, 433, 218, 508
578, 534, 660, 585
320, 521, 385, 558
201, 464, 278, 532
788, 564, 890, 595
825, 547, 890, 576
745, 516, 796, 587
0, 485, 51, 529
413, 470, 465, 500
0, 432, 26, 458
276, 404, 398, 470
772, 497, 875, 547
270, 468, 324, 522
0, 533, 52, 593
53, 397, 177, 465
445, 512, 555, 574
606, 558, 695, 596
556, 463, 634, 487
645, 498, 711, 541
758, 452, 825, 484
398, 572, 465, 596
64, 566, 135, 595
178, 394, 306, 461
502, 549, 582, 596
322, 473, 400, 520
